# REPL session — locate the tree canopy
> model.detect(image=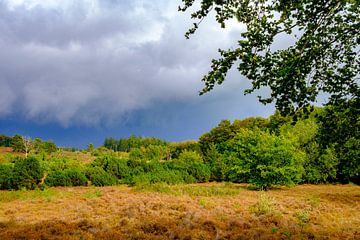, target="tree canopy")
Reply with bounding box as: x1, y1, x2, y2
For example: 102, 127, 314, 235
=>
179, 0, 359, 113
